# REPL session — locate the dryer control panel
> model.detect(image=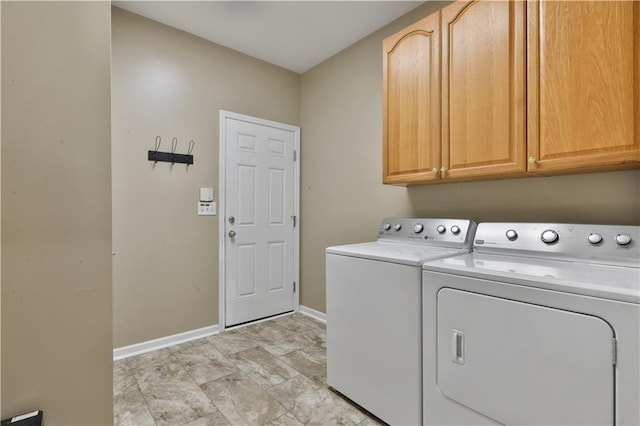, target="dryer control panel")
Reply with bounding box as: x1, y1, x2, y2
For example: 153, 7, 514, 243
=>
378, 218, 477, 249
473, 223, 640, 267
